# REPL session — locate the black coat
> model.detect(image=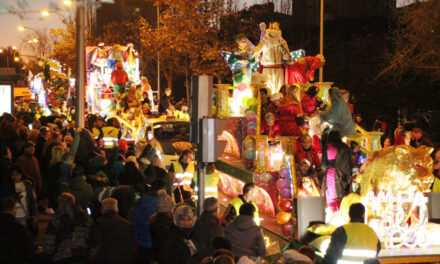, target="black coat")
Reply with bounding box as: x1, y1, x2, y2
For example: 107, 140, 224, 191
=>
0, 213, 33, 264
321, 142, 353, 199
149, 212, 174, 264
96, 211, 136, 264
192, 212, 224, 260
